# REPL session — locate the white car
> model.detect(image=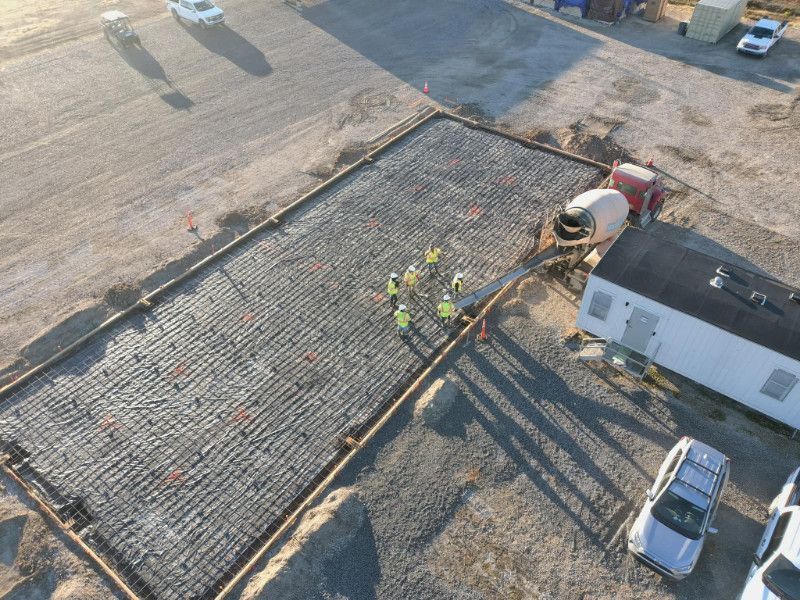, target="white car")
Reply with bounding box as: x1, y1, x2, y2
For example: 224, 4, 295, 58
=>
628, 437, 729, 579
167, 0, 225, 28
739, 466, 800, 599
737, 18, 788, 57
